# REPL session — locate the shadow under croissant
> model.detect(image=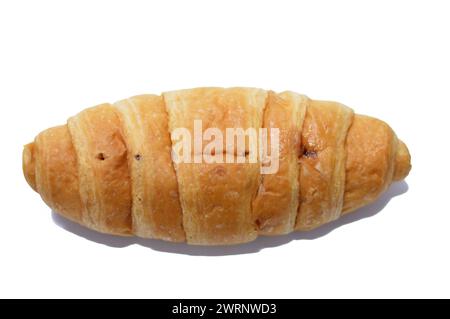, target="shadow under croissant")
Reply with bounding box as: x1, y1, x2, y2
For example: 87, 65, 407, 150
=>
51, 181, 409, 256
